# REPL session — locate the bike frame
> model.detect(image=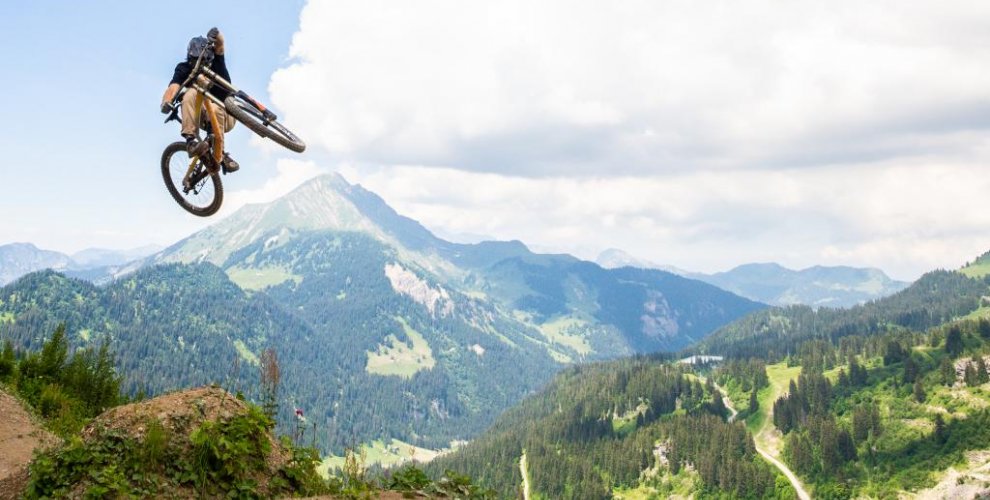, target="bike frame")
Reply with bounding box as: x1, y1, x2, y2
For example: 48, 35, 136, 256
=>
169, 41, 255, 166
